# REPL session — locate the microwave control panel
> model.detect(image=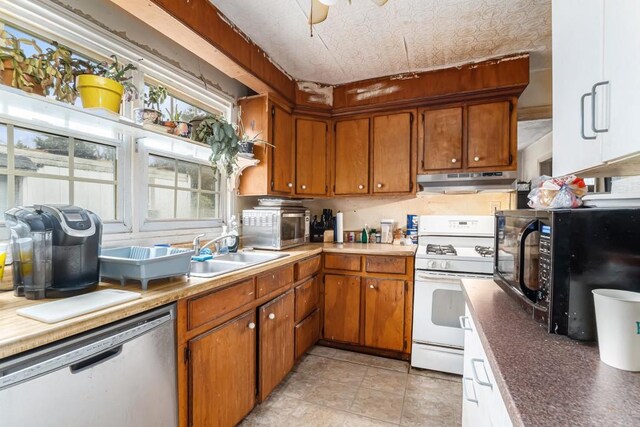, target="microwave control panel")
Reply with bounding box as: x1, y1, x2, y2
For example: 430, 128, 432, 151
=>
538, 225, 552, 301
